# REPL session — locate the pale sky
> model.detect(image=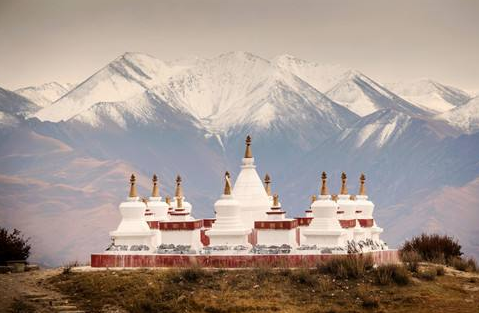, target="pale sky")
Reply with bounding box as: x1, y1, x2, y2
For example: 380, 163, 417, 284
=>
1, 0, 478, 91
